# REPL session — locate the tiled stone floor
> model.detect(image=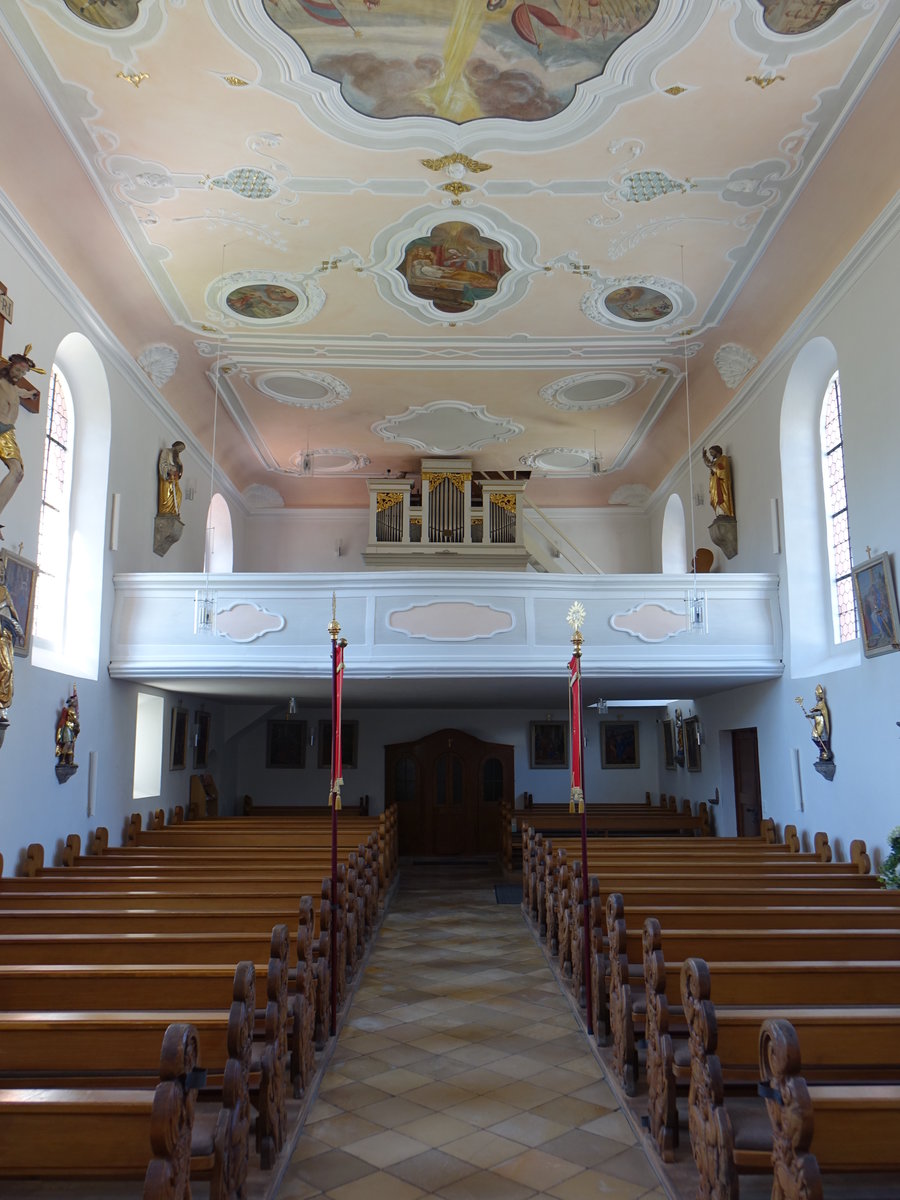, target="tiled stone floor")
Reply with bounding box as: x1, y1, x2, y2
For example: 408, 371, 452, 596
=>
277, 864, 668, 1200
